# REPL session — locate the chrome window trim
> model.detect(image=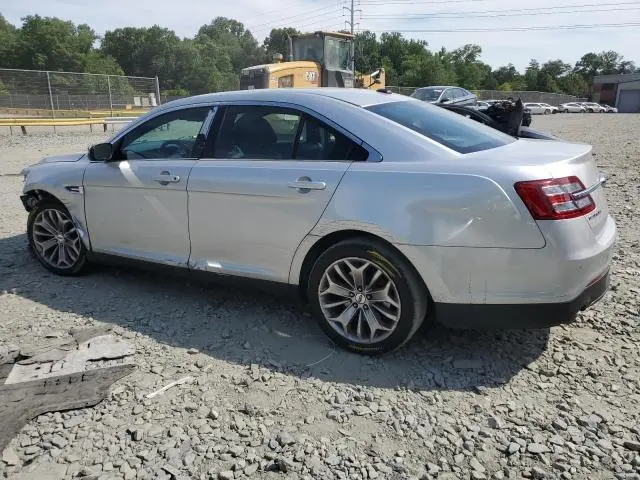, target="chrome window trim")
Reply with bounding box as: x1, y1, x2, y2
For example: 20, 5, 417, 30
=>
107, 102, 219, 147
93, 103, 219, 163
204, 100, 382, 163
